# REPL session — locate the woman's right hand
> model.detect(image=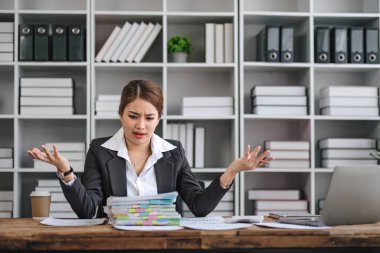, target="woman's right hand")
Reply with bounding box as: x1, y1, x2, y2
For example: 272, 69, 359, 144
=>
27, 145, 70, 173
